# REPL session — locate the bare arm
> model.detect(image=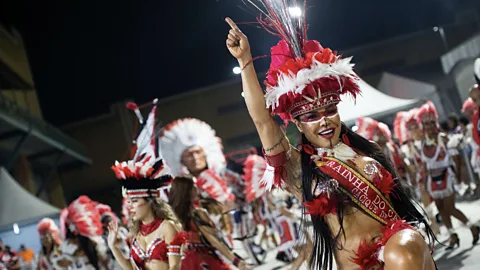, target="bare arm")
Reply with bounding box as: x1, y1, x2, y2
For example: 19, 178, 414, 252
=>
225, 17, 290, 157
161, 221, 182, 270
225, 18, 301, 199
196, 210, 248, 270
107, 221, 133, 270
